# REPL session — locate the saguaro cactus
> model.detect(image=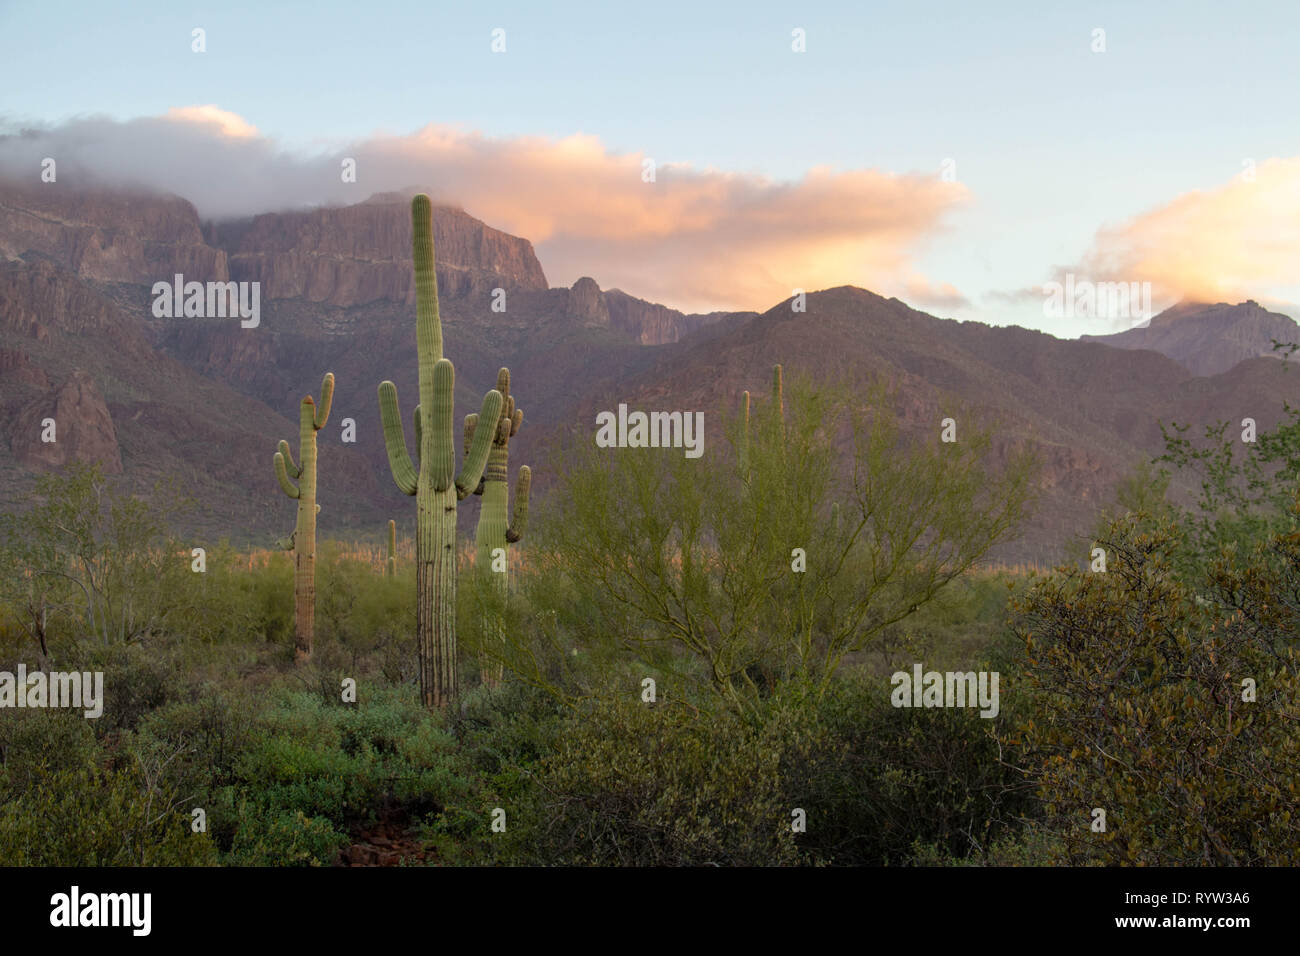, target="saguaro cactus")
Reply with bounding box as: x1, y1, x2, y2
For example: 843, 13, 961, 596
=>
739, 363, 783, 477
379, 195, 502, 710
385, 519, 397, 576
465, 367, 531, 686
273, 372, 334, 663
